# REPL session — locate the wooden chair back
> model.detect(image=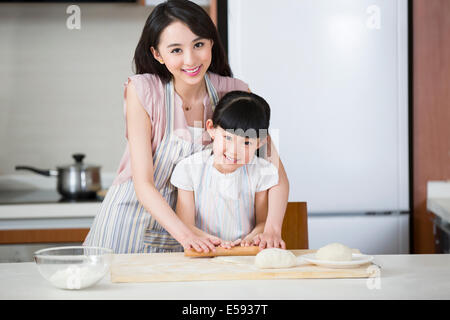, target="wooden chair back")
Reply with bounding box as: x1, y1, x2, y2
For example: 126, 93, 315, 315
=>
281, 202, 308, 249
